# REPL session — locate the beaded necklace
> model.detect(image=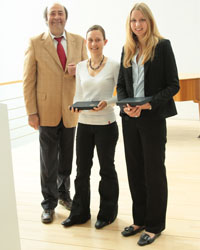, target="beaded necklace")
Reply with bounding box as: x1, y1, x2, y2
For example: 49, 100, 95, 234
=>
89, 55, 104, 70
